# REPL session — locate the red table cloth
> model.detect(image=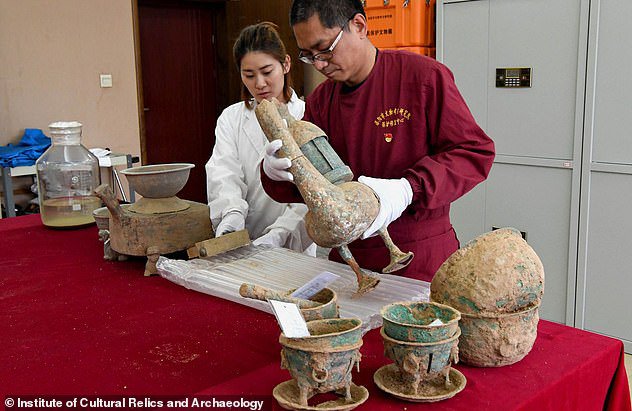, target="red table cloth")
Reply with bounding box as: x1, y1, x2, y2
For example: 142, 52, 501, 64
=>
1, 215, 630, 410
